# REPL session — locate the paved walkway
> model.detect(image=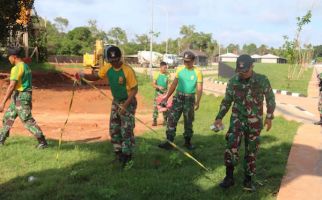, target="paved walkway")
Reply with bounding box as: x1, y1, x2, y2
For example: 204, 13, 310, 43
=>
277, 67, 322, 200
